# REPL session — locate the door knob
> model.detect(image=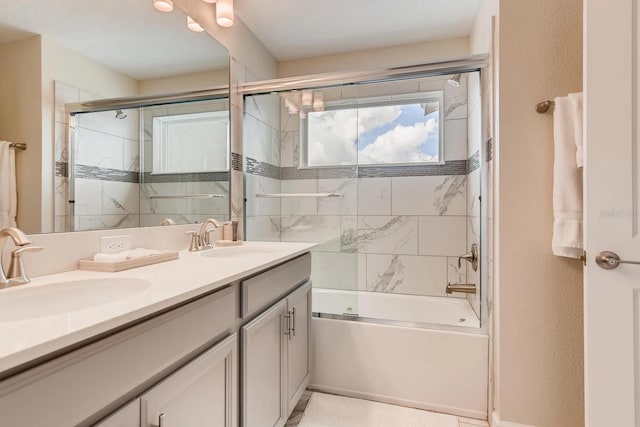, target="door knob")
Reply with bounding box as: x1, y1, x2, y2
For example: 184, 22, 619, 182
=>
595, 251, 640, 270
